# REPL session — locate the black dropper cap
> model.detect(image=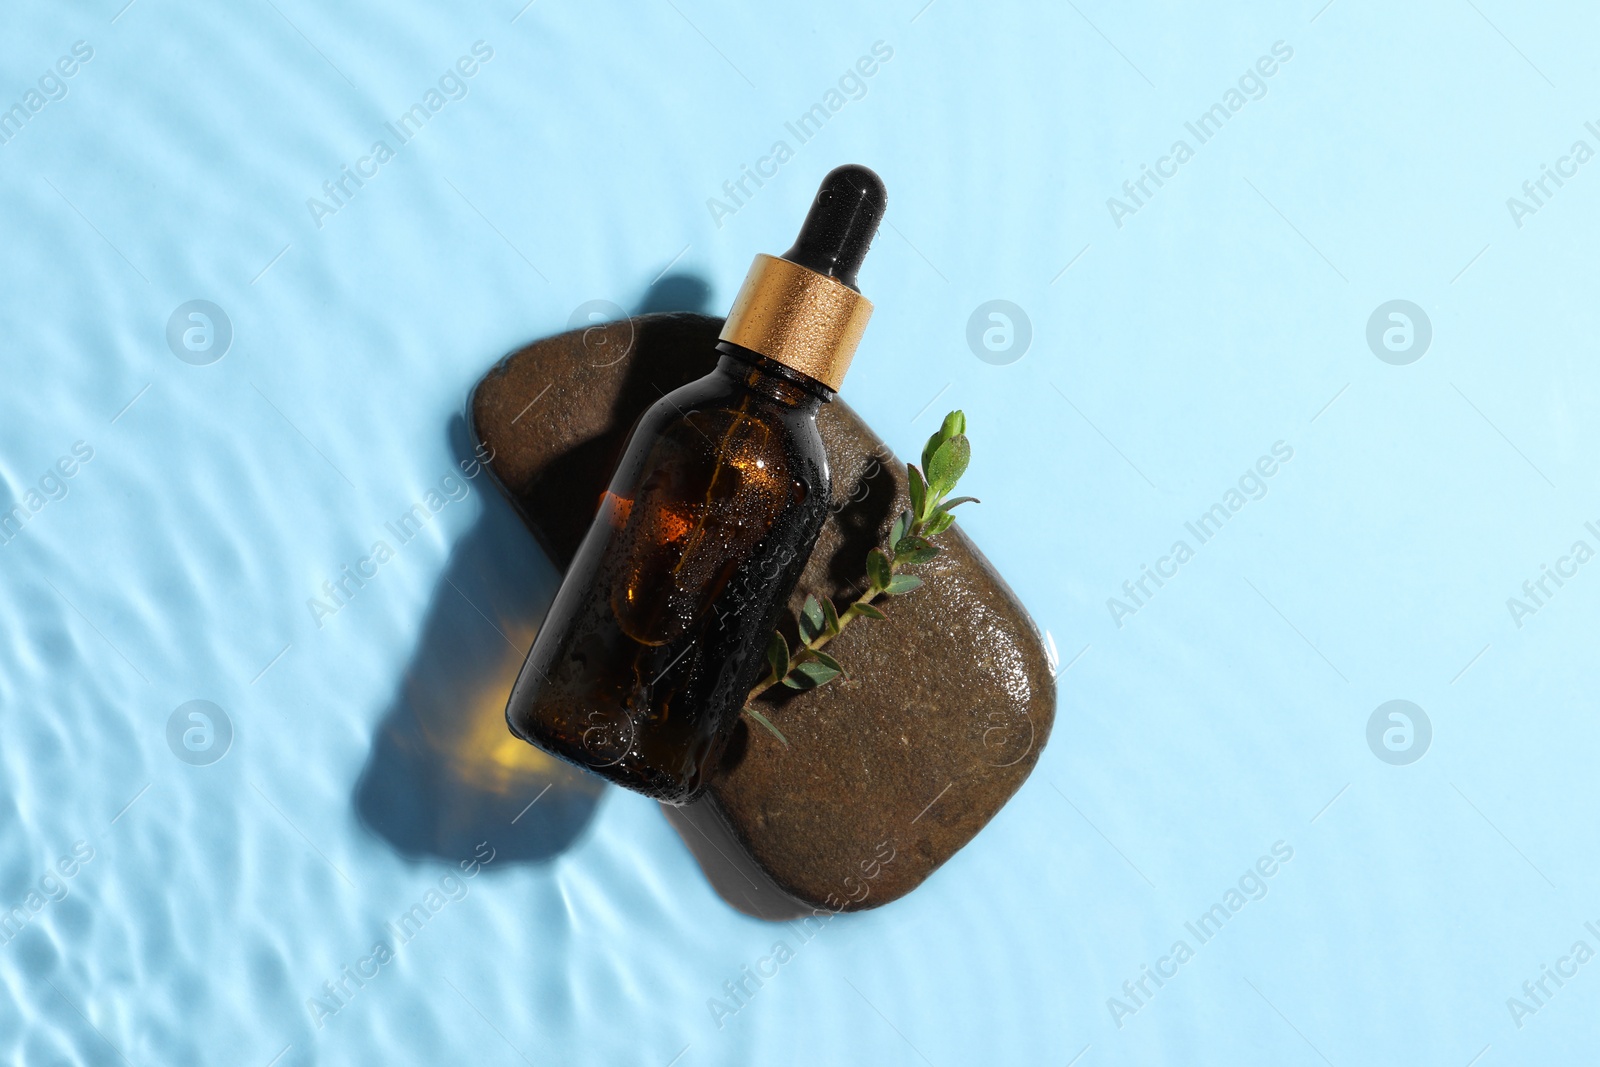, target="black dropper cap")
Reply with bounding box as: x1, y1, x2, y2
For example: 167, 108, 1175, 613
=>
779, 164, 887, 292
